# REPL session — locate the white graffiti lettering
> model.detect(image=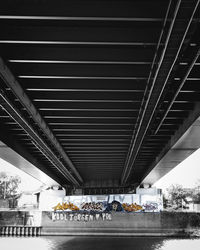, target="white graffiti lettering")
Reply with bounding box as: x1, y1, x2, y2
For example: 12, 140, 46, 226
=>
51, 212, 112, 222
